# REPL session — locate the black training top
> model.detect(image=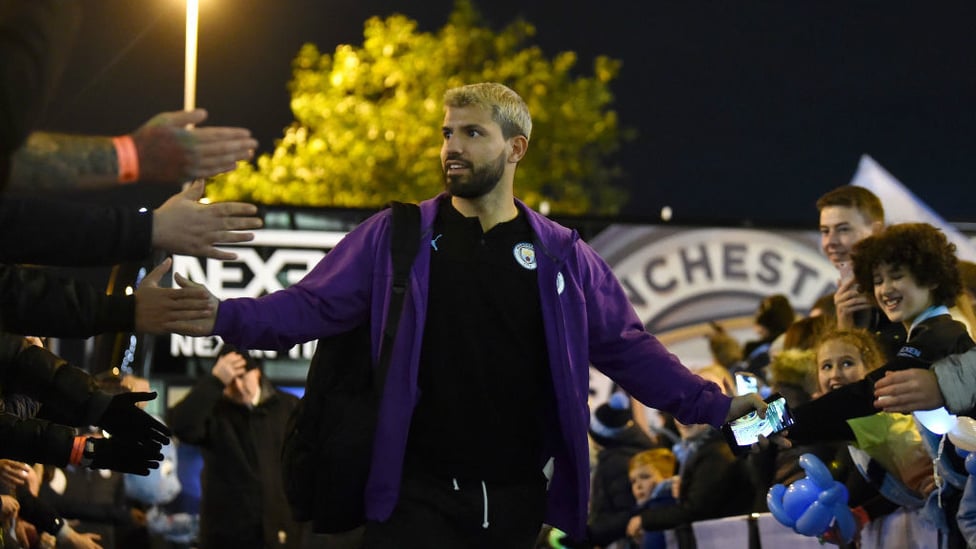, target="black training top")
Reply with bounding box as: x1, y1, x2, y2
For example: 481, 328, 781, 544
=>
404, 197, 555, 483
